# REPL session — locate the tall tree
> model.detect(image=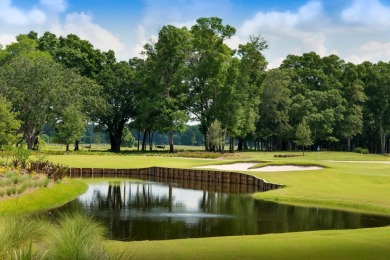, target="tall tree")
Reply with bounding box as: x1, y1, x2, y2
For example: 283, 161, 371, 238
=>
361, 61, 390, 153
0, 55, 84, 149
281, 52, 346, 148
337, 62, 366, 151
188, 17, 236, 150
235, 35, 268, 150
96, 61, 137, 152
258, 69, 292, 149
144, 25, 193, 153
